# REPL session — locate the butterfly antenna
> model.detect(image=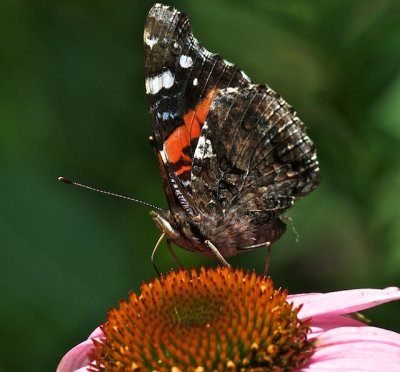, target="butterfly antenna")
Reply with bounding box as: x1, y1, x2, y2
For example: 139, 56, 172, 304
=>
58, 176, 163, 212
